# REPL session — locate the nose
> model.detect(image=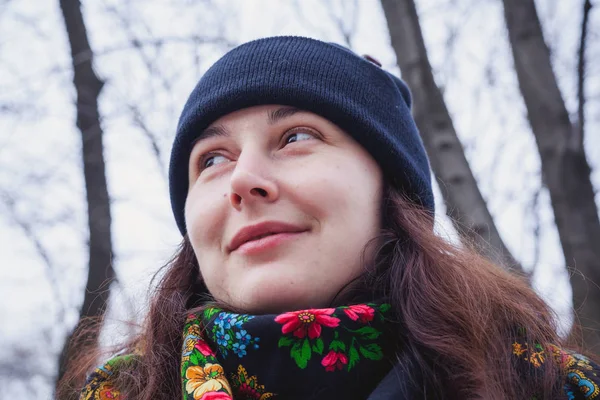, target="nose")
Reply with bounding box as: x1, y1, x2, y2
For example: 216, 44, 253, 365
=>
229, 151, 279, 210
